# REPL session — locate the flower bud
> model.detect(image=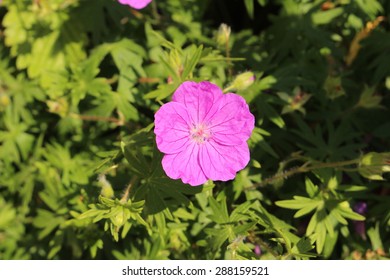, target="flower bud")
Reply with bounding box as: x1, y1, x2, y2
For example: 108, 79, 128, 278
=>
98, 174, 114, 198
46, 98, 69, 118
359, 152, 390, 180
323, 76, 345, 100
226, 71, 255, 92
112, 208, 125, 227
277, 87, 311, 115
216, 23, 231, 47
